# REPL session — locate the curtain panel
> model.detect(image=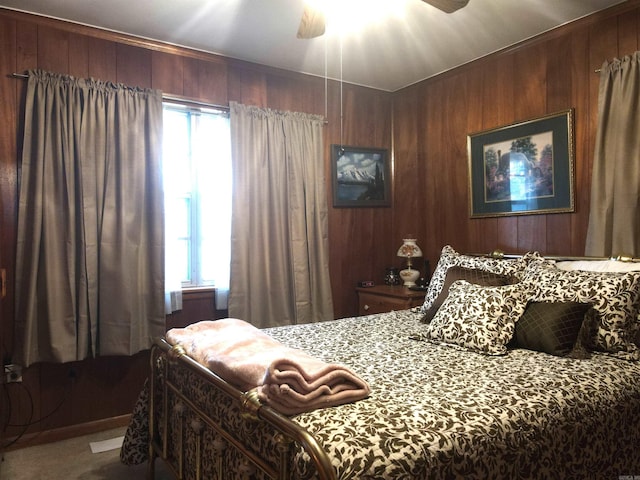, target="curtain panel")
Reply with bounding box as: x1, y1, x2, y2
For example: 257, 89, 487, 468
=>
586, 52, 640, 257
14, 70, 166, 367
228, 102, 334, 328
